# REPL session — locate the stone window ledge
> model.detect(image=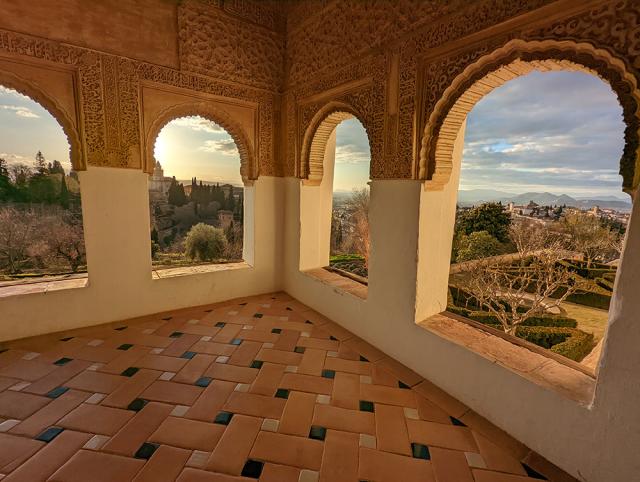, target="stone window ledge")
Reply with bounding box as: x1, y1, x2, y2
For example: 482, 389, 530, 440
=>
152, 261, 251, 280
302, 267, 368, 300
0, 275, 89, 299
418, 312, 596, 405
